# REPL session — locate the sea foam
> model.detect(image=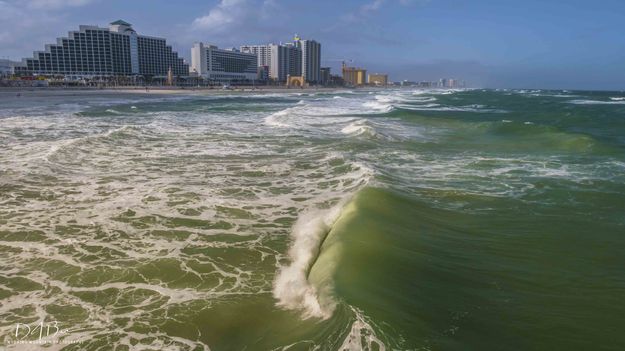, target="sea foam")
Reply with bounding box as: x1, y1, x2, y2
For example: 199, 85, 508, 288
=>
273, 202, 346, 319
